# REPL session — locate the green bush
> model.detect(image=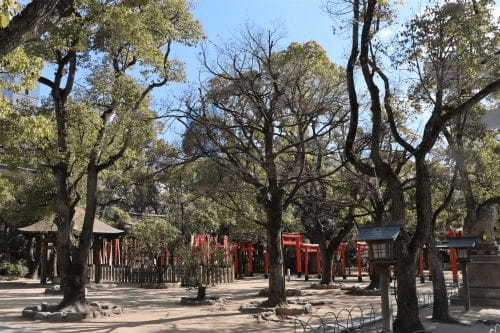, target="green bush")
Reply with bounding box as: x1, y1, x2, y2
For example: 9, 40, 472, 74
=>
0, 260, 28, 277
